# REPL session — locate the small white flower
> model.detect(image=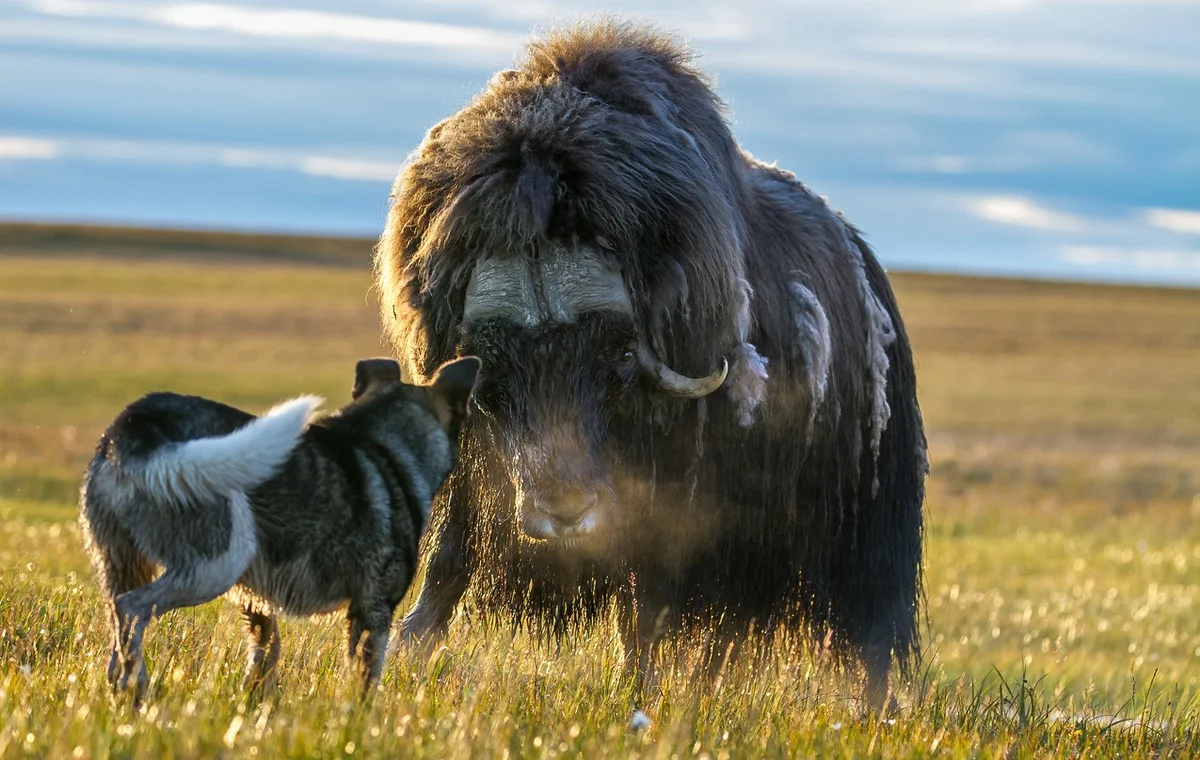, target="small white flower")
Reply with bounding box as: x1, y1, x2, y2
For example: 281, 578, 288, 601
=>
630, 710, 652, 731
830, 722, 843, 731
